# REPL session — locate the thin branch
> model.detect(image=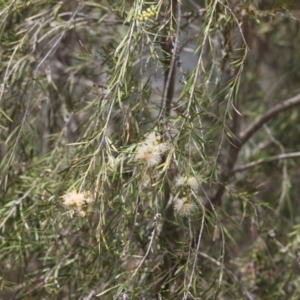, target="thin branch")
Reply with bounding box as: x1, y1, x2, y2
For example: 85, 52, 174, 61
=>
240, 93, 300, 145
232, 152, 300, 174
211, 92, 300, 206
